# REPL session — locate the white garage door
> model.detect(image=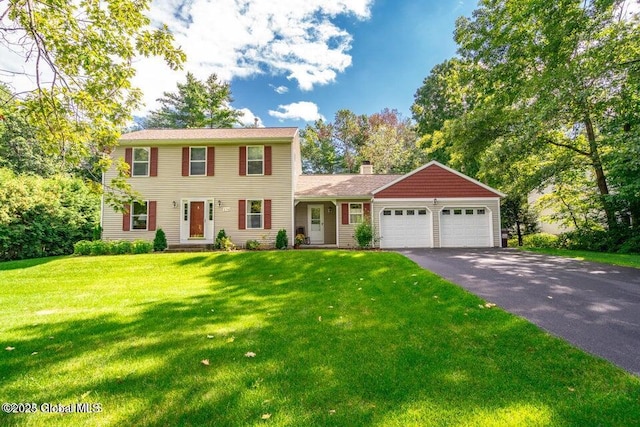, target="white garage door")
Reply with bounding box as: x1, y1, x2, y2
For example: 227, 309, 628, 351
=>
380, 208, 431, 248
440, 208, 491, 247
